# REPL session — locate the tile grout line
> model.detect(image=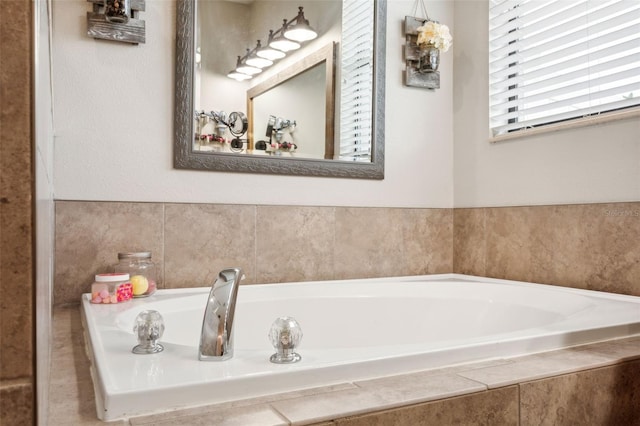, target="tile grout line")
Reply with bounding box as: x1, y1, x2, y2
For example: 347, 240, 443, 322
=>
161, 202, 166, 289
